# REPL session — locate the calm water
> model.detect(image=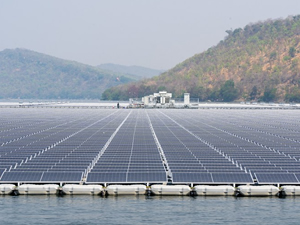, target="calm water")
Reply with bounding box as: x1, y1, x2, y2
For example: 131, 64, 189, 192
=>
0, 195, 299, 225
